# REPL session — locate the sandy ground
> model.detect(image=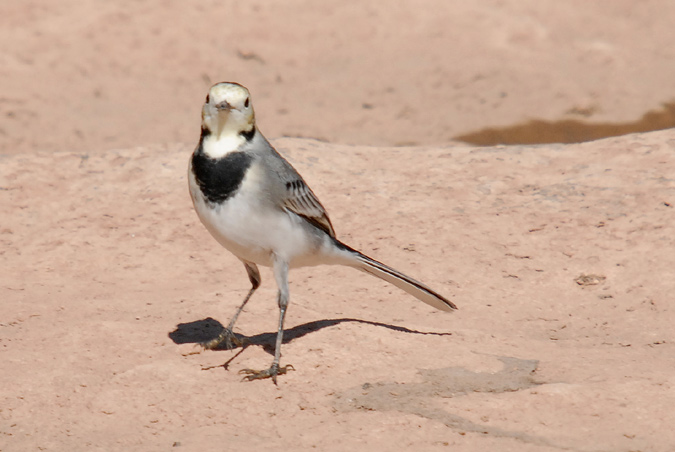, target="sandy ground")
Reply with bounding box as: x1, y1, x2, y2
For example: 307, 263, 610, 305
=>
2, 1, 675, 451
2, 0, 675, 154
